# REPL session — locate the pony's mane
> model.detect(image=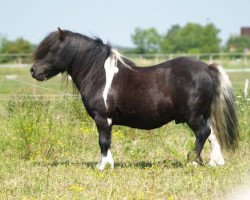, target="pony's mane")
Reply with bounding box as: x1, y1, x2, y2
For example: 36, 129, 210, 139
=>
111, 49, 135, 69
